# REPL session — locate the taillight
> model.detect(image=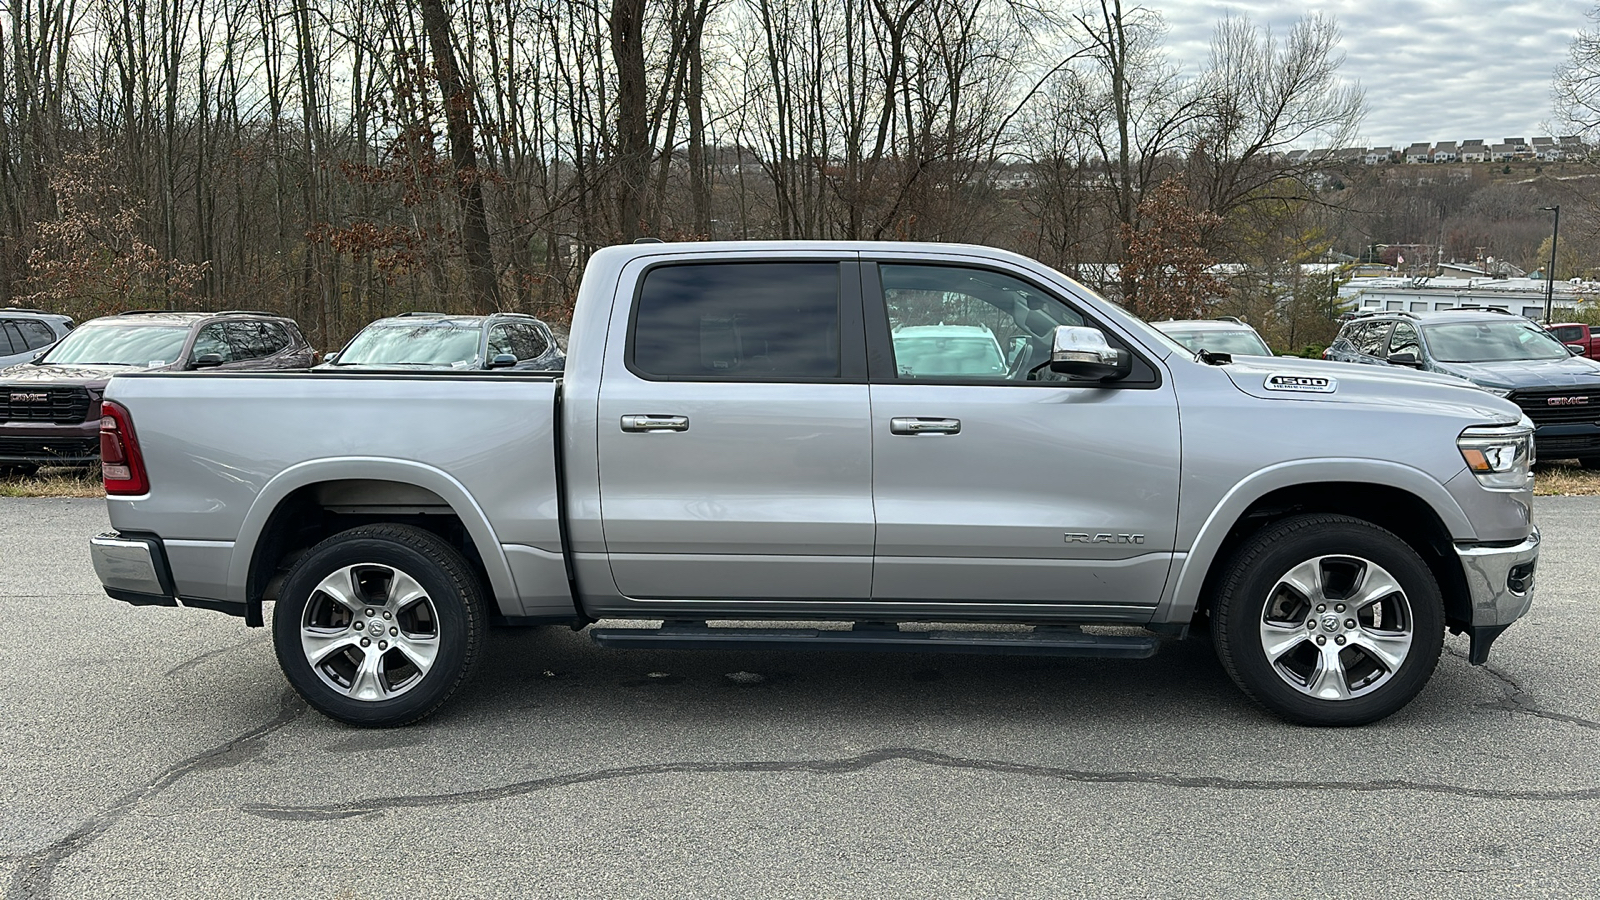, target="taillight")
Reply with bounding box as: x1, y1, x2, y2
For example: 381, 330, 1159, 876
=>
100, 401, 149, 495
